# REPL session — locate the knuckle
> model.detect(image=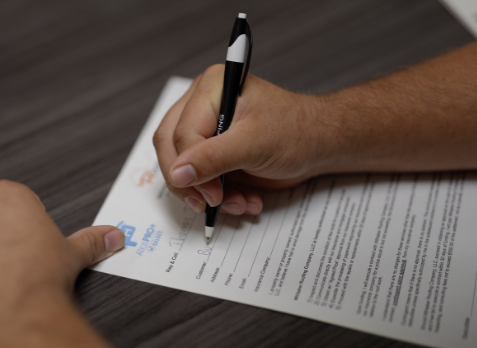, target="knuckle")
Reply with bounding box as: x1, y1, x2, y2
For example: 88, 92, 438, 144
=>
152, 127, 167, 149
204, 64, 225, 77
172, 128, 189, 153
193, 73, 203, 84
80, 232, 103, 265
203, 142, 227, 175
